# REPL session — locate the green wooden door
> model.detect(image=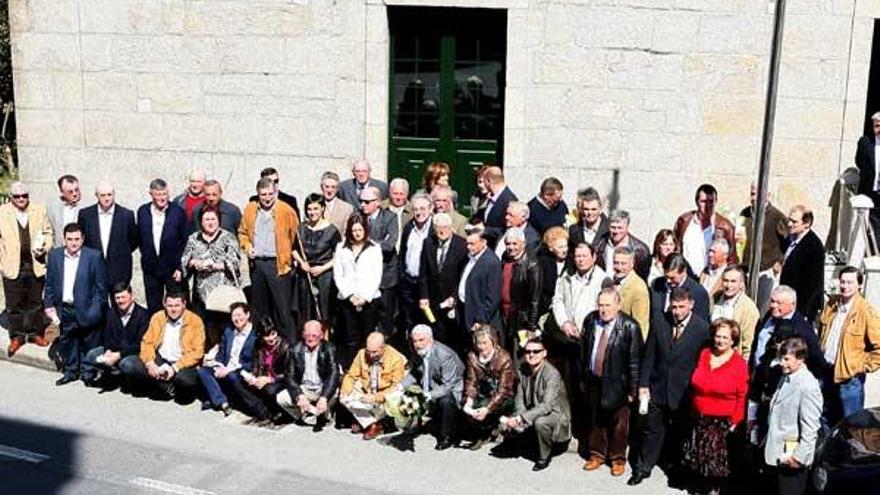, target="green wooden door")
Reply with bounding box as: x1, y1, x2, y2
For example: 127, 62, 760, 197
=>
388, 8, 507, 215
